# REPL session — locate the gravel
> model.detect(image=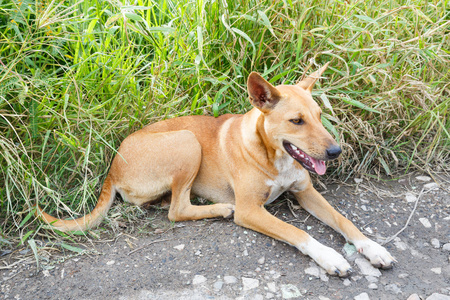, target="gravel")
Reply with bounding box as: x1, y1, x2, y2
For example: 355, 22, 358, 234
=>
1, 174, 449, 300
